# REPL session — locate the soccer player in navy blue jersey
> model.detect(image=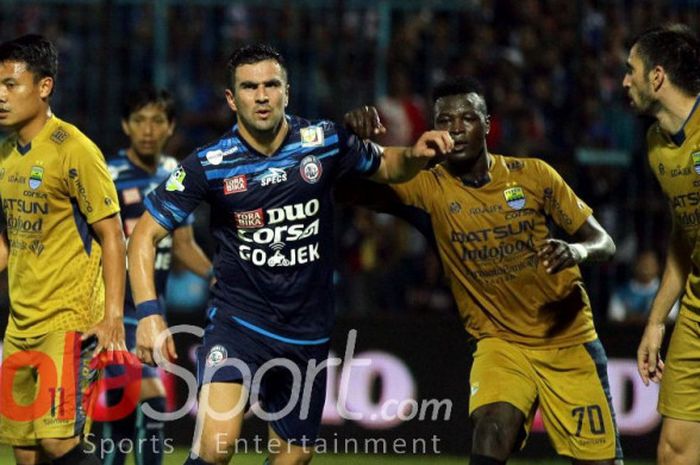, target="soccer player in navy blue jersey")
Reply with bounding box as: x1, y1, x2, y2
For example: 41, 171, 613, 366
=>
127, 44, 453, 465
102, 87, 212, 465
